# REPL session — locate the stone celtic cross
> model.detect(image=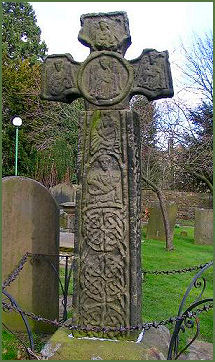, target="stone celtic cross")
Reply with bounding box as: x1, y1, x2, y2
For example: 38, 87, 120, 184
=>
41, 12, 173, 333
